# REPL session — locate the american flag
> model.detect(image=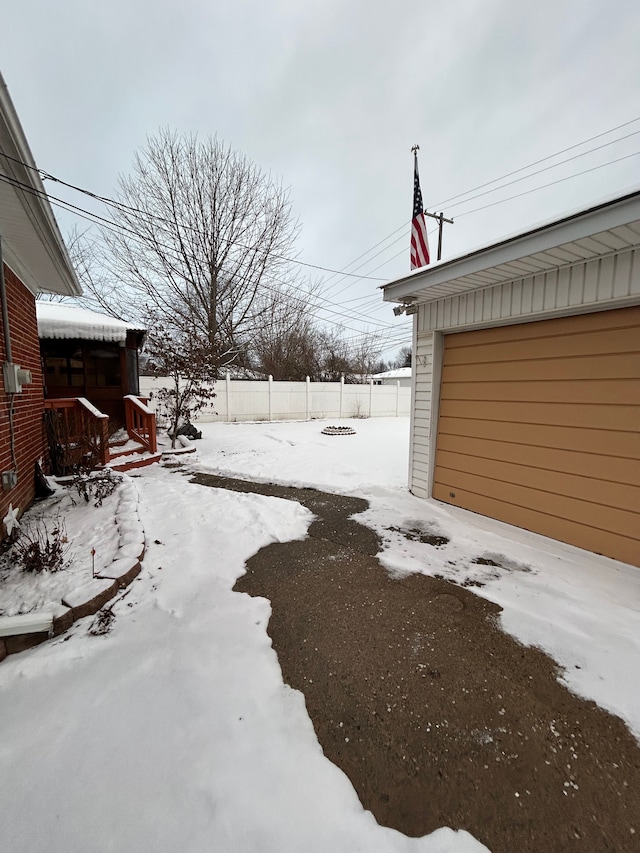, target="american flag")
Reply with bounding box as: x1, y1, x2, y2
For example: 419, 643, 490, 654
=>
410, 153, 430, 269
